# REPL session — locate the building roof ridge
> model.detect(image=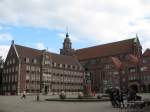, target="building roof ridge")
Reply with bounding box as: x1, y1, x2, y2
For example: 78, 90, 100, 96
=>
76, 38, 135, 51
14, 44, 42, 52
